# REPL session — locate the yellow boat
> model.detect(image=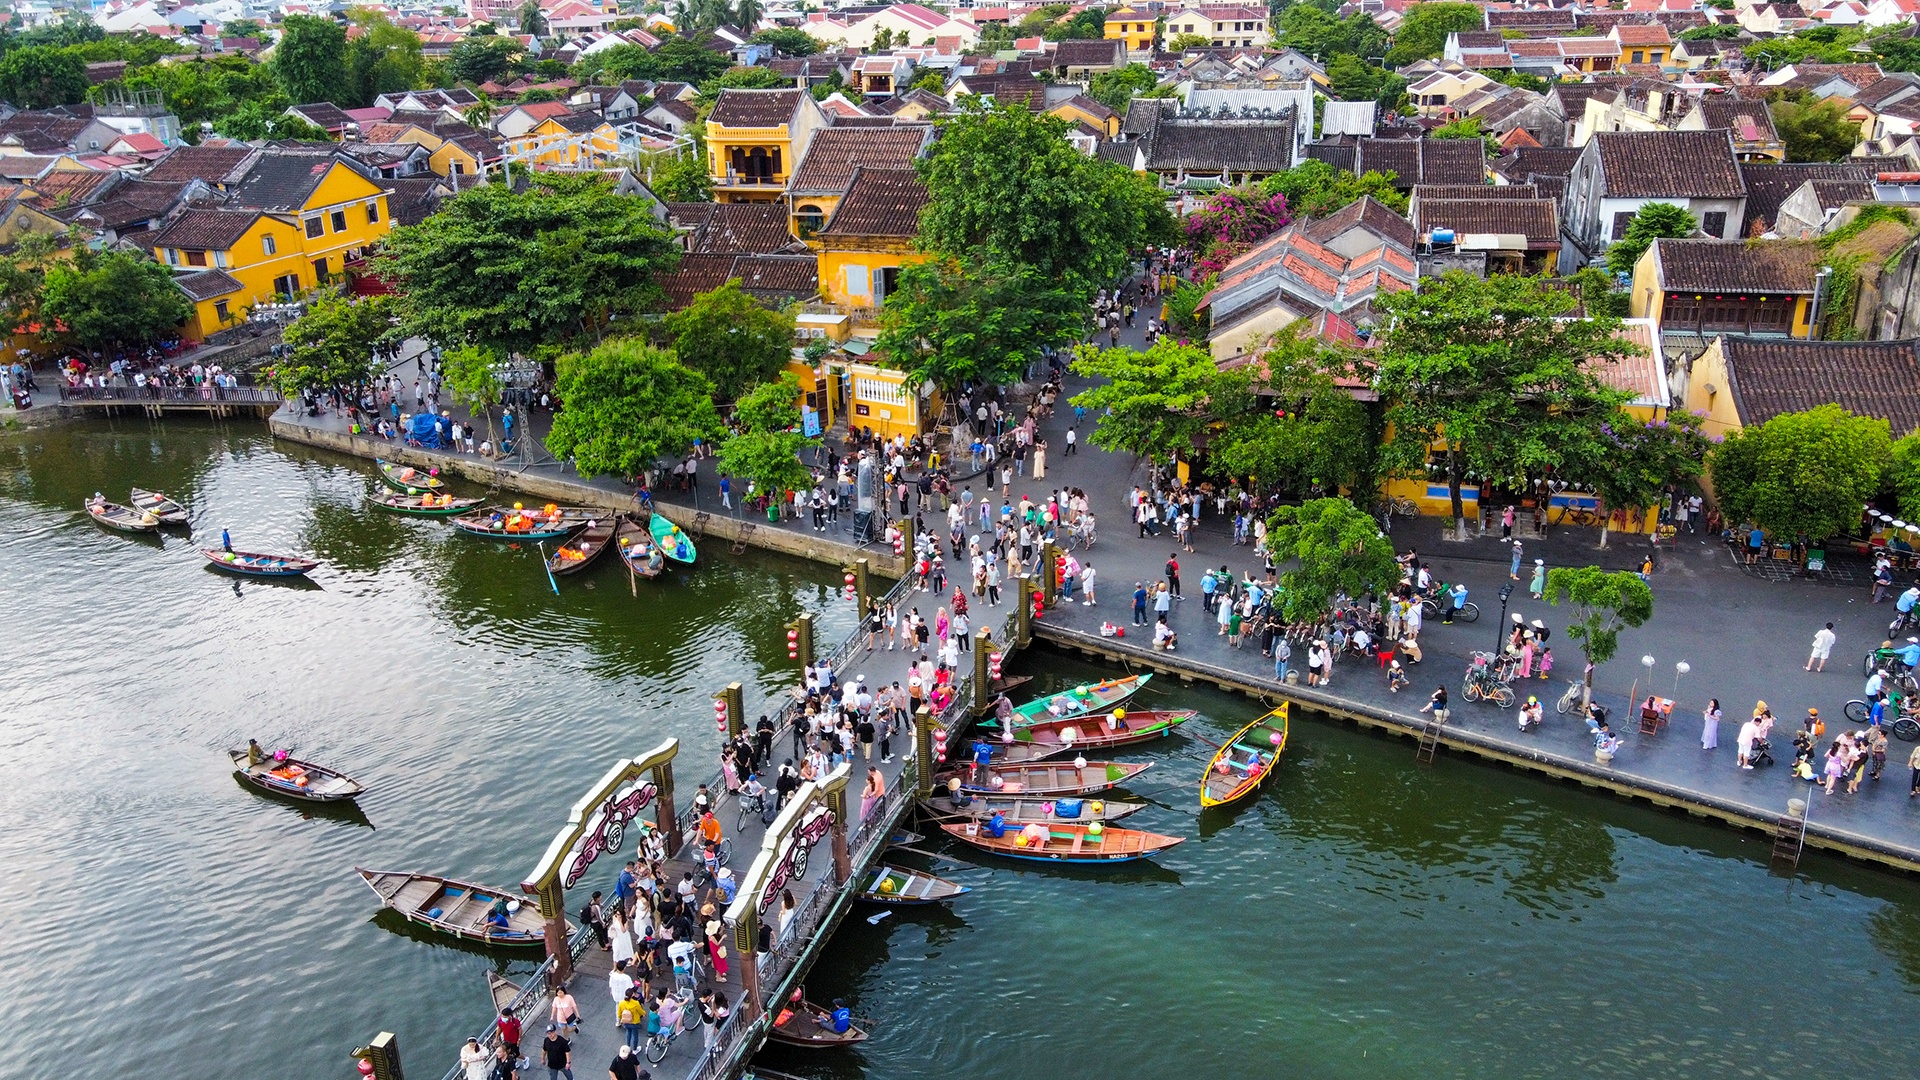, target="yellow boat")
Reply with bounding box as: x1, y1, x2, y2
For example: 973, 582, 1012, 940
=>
1199, 704, 1288, 809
